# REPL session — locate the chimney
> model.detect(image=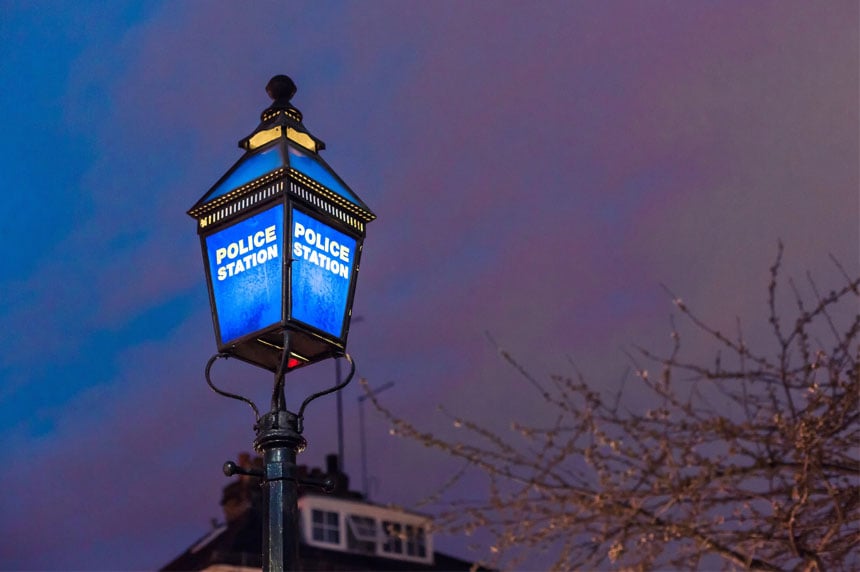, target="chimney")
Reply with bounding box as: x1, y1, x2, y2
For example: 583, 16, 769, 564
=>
326, 454, 340, 475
